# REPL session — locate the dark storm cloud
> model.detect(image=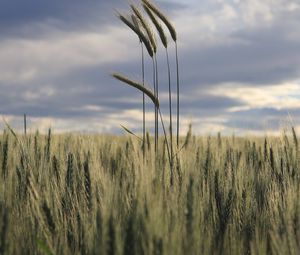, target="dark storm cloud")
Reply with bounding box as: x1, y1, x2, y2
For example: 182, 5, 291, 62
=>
0, 0, 186, 39
0, 0, 116, 38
